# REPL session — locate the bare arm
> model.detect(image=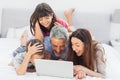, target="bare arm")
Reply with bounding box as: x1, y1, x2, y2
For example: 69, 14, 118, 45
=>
34, 22, 44, 41
16, 42, 42, 75
74, 65, 104, 78
95, 43, 106, 76
16, 53, 31, 75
